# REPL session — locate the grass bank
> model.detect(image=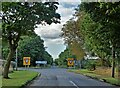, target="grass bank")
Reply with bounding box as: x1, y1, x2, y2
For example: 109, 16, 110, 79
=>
0, 76, 2, 88
2, 70, 39, 88
30, 65, 51, 69
68, 69, 120, 86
